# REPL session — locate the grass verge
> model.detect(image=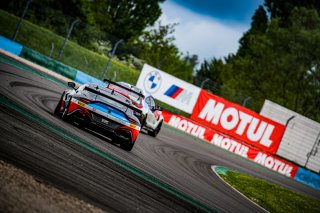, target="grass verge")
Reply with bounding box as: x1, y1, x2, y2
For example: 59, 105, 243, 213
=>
0, 9, 139, 84
219, 170, 320, 213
